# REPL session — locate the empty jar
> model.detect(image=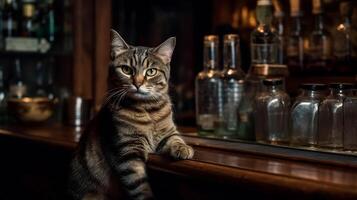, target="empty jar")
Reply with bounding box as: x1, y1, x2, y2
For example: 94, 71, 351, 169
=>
255, 79, 290, 144
318, 83, 353, 149
343, 85, 357, 151
290, 84, 327, 147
